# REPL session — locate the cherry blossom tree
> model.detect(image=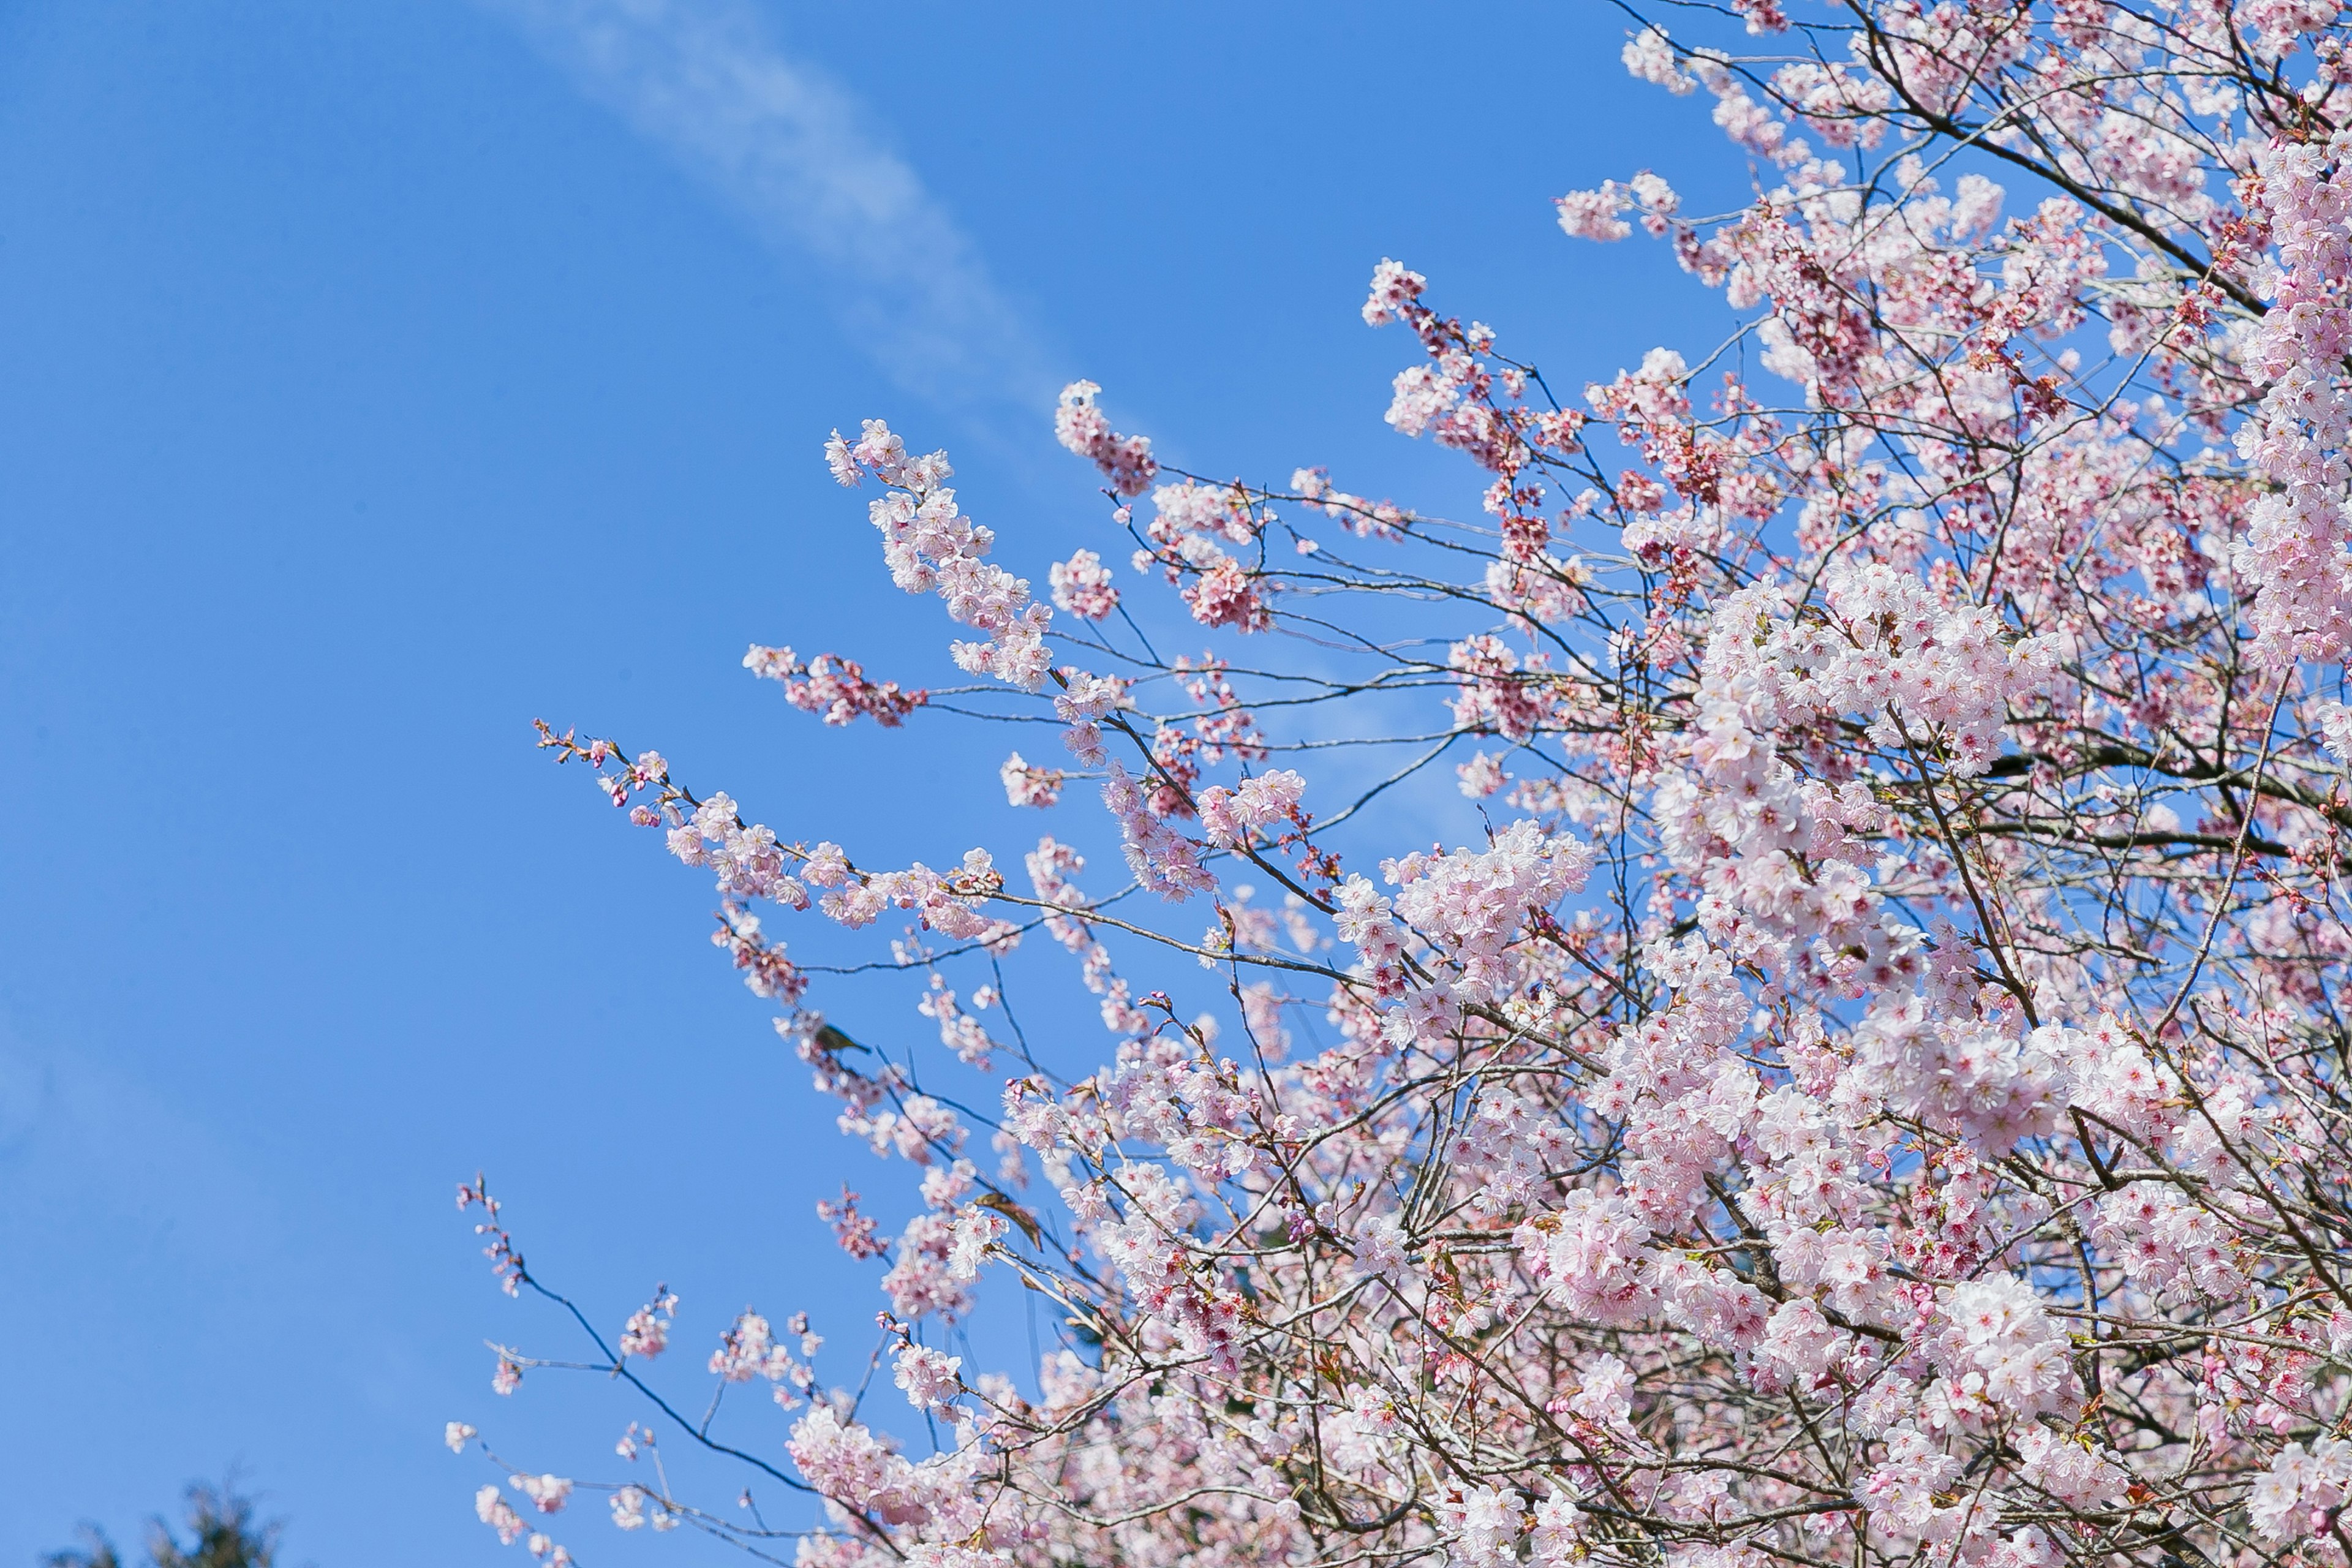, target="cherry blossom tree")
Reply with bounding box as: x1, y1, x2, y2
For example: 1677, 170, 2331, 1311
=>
450, 8, 2352, 1568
